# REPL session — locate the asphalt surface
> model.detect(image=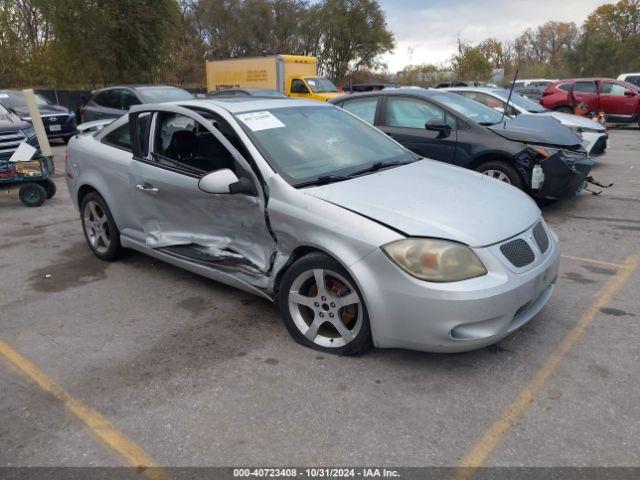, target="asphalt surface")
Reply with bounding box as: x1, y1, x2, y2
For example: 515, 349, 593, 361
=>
1, 129, 639, 469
